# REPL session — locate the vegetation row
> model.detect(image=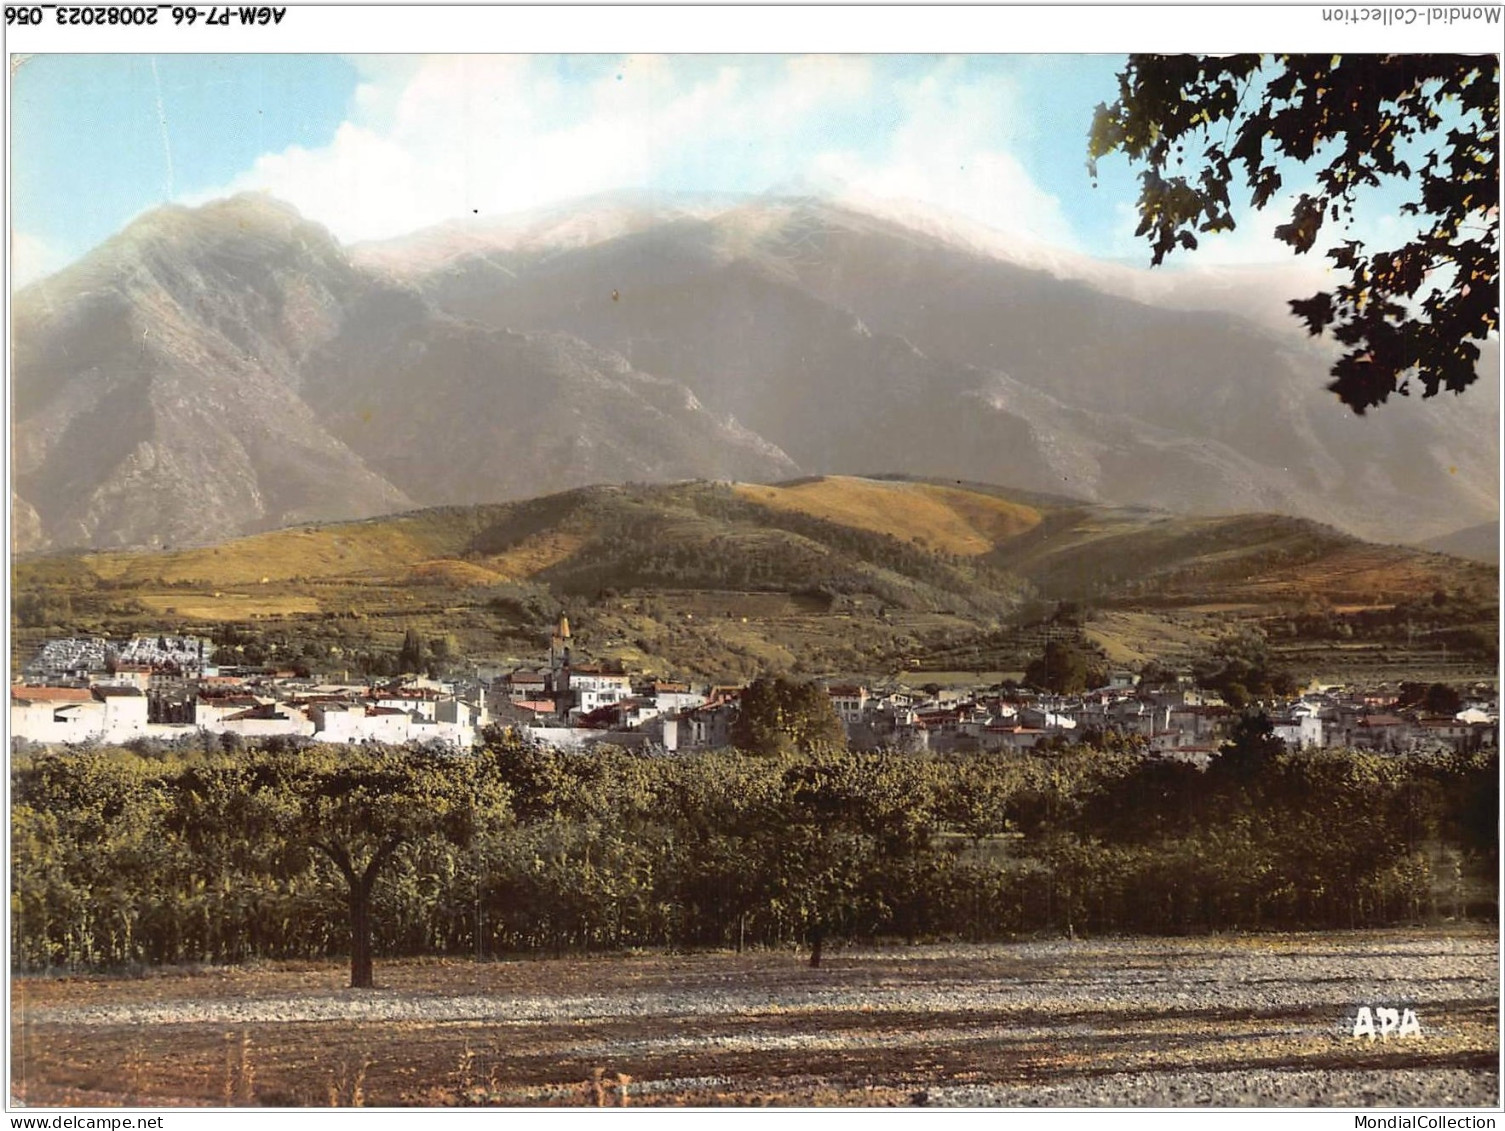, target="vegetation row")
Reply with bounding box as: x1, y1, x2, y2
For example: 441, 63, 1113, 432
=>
11, 728, 1496, 985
